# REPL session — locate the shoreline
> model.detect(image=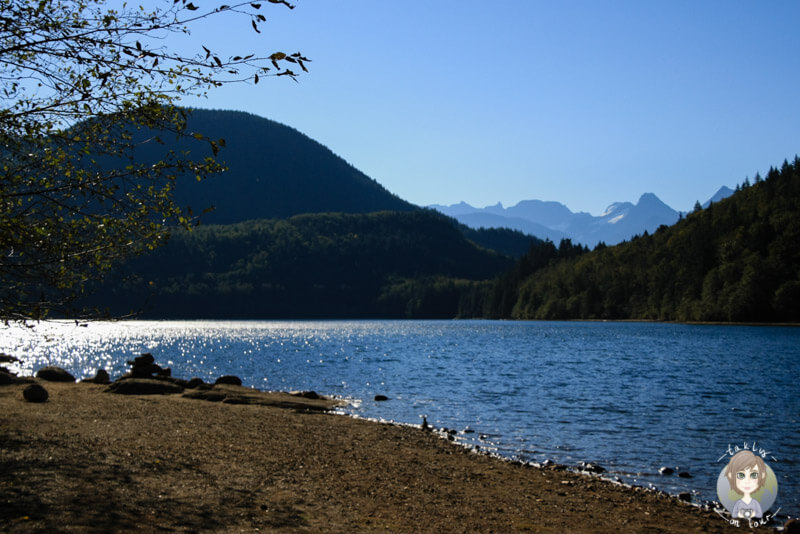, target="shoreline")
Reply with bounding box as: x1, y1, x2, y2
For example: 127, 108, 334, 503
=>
1, 379, 761, 533
23, 317, 800, 327
340, 409, 794, 529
